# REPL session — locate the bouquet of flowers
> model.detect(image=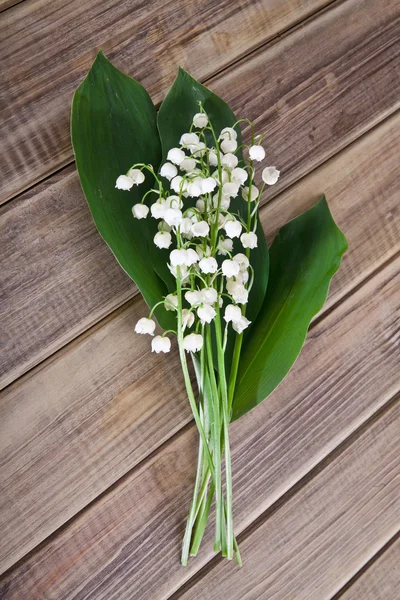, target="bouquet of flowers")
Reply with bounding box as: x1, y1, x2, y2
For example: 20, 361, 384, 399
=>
71, 52, 347, 566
